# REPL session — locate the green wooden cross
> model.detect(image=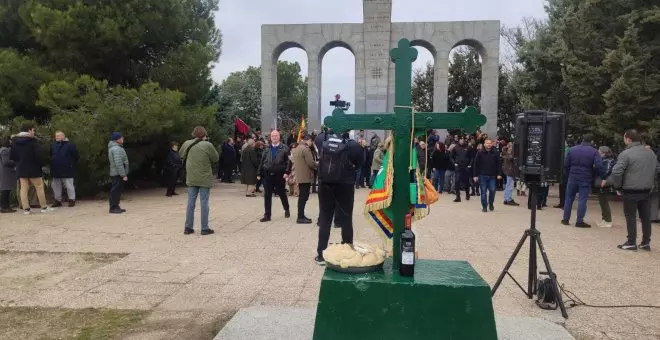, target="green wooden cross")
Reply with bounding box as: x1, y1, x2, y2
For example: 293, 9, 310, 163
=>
324, 38, 487, 271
